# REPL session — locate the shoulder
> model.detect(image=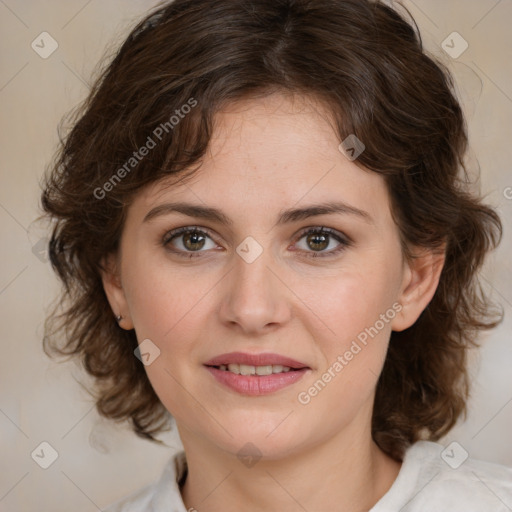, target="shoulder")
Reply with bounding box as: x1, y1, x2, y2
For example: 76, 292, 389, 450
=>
103, 483, 155, 512
103, 450, 189, 512
372, 441, 512, 512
